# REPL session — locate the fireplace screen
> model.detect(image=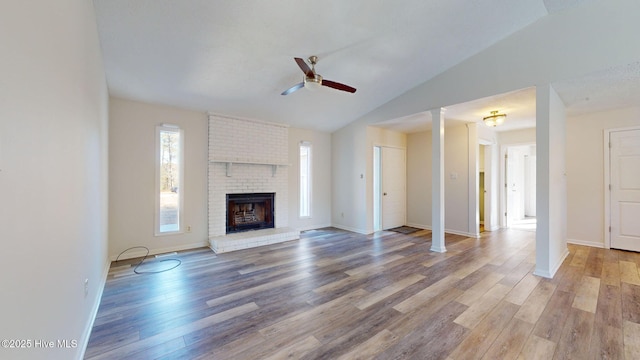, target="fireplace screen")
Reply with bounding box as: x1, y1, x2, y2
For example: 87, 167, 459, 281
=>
226, 193, 275, 234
